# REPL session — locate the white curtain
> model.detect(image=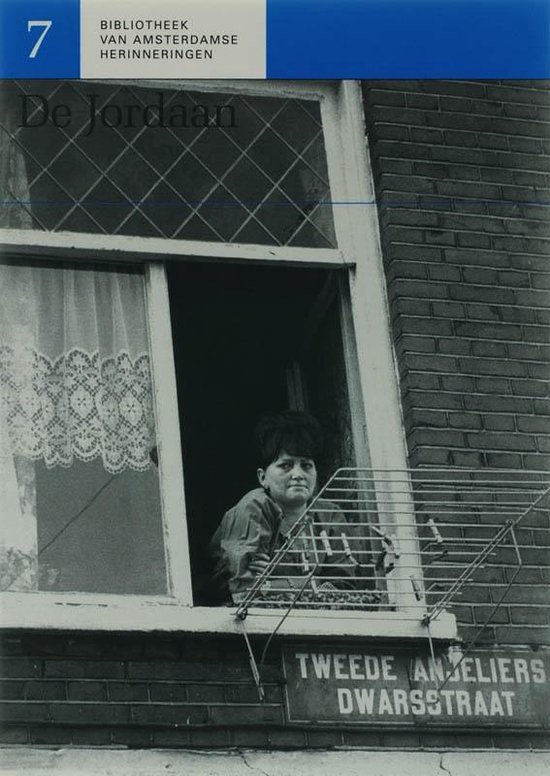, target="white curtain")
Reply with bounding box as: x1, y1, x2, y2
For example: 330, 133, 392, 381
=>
0, 263, 156, 591
0, 87, 157, 591
0, 264, 155, 472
